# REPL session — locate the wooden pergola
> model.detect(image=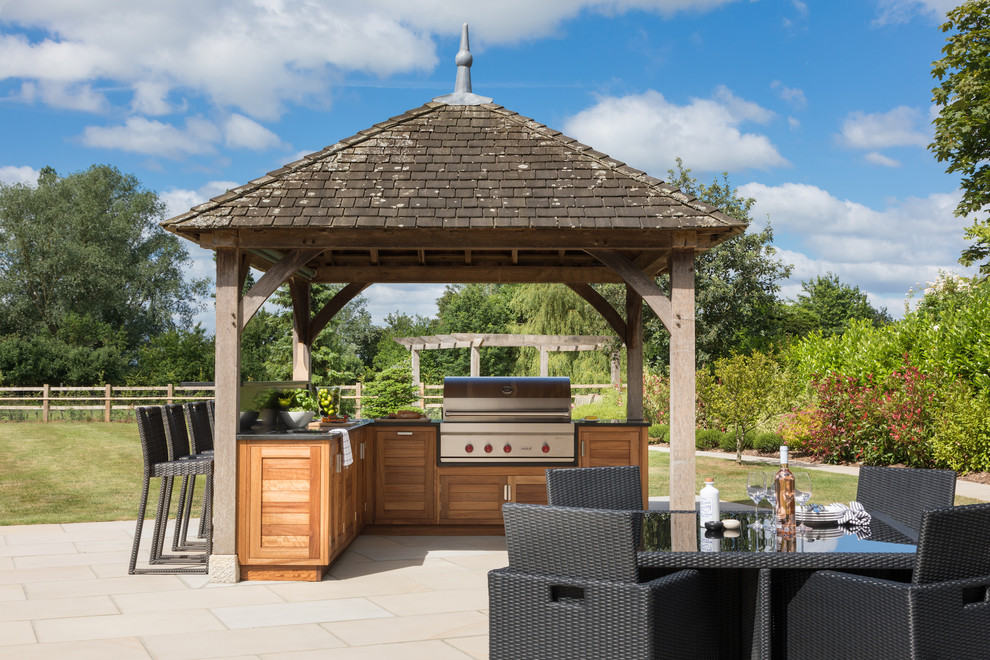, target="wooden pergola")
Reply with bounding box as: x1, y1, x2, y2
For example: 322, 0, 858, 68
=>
162, 30, 746, 580
393, 333, 622, 382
